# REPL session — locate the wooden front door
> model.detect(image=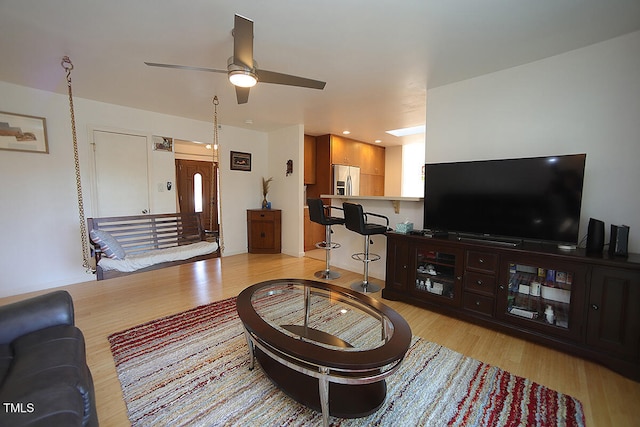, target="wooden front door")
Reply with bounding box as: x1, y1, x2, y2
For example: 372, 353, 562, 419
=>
175, 159, 218, 232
